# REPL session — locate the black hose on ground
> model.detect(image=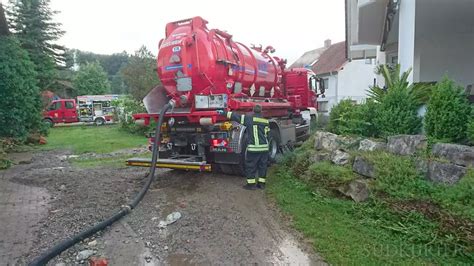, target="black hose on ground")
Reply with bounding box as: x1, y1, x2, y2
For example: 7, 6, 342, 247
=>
29, 101, 175, 266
